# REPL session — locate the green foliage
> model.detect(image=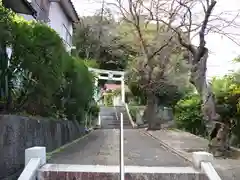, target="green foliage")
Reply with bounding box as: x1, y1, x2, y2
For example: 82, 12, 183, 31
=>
155, 82, 185, 107
112, 88, 121, 96
211, 76, 240, 119
104, 93, 113, 106
128, 81, 147, 105
0, 5, 94, 123
174, 95, 207, 136
10, 16, 67, 115
0, 4, 13, 110
73, 15, 135, 70
62, 57, 94, 120
232, 56, 240, 63
0, 3, 12, 43
129, 79, 189, 107
88, 102, 100, 118
211, 74, 240, 146
124, 23, 191, 107
175, 71, 240, 145
83, 59, 100, 68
